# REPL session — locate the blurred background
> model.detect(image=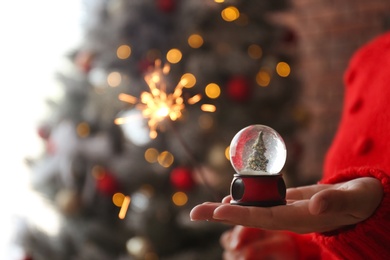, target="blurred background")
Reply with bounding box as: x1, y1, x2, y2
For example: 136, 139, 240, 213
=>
1, 0, 389, 259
